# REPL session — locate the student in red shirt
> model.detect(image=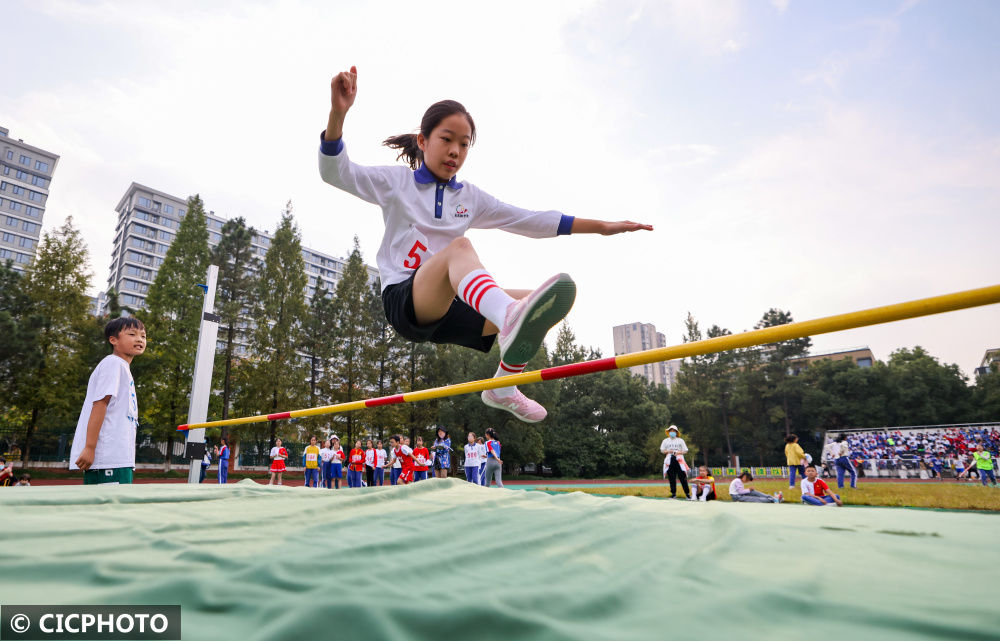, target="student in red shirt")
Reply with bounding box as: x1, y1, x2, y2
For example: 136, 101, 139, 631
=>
800, 465, 843, 506
347, 440, 365, 488
412, 436, 431, 482
390, 435, 415, 484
